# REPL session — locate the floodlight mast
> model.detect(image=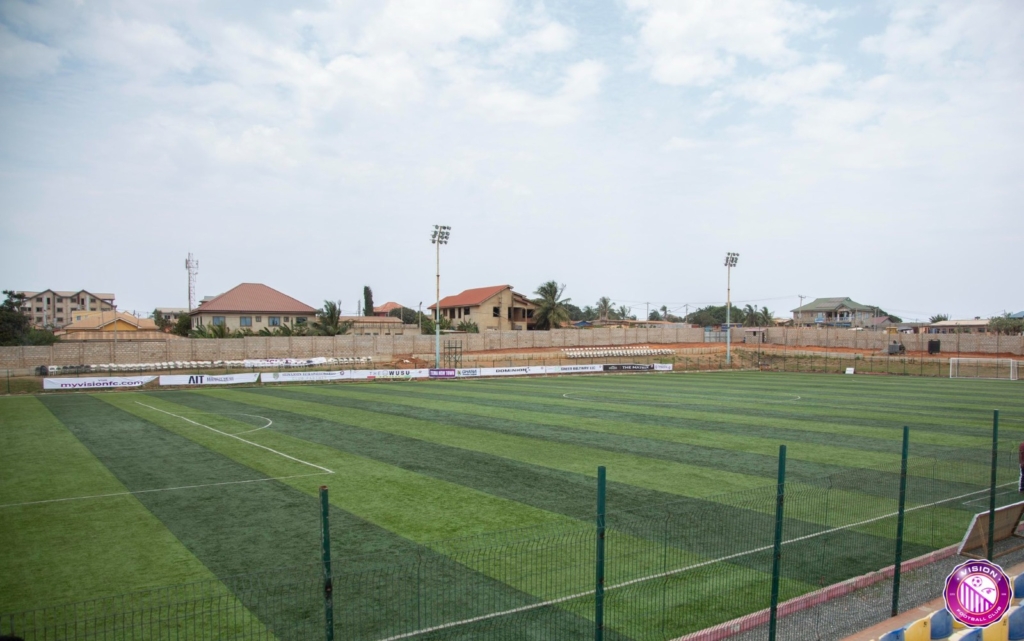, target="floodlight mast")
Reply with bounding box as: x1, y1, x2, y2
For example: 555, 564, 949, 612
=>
724, 252, 739, 365
431, 225, 451, 369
